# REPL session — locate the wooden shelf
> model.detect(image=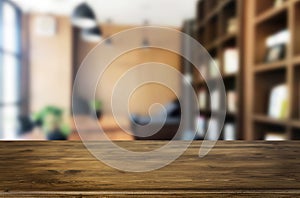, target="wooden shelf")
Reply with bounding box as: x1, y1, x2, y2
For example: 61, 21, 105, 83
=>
197, 0, 233, 30
253, 115, 288, 126
206, 39, 219, 51
196, 78, 220, 85
255, 3, 289, 25
220, 0, 235, 8
196, 22, 205, 31
294, 1, 300, 56
205, 7, 220, 23
254, 60, 287, 73
293, 56, 300, 65
195, 0, 244, 140
219, 32, 237, 44
195, 74, 236, 86
199, 109, 211, 115
291, 120, 300, 129
205, 33, 237, 51
194, 79, 205, 86
226, 111, 237, 117
291, 66, 300, 120
195, 0, 300, 140
200, 109, 234, 117
223, 73, 237, 79
246, 0, 300, 140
